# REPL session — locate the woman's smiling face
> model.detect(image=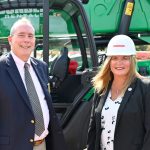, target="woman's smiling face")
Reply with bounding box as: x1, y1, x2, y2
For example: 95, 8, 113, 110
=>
110, 55, 131, 78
